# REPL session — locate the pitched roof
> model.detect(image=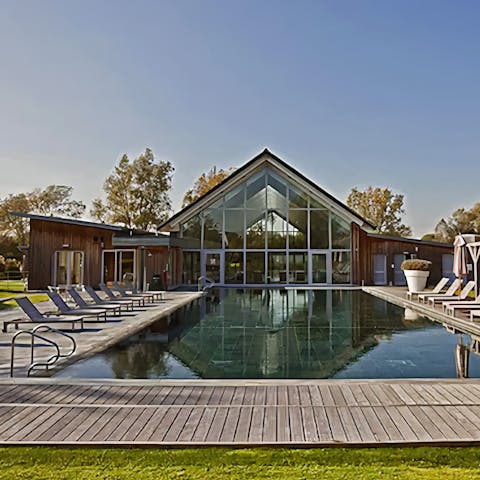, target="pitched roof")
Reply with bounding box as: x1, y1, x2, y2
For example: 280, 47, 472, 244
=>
160, 148, 376, 231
